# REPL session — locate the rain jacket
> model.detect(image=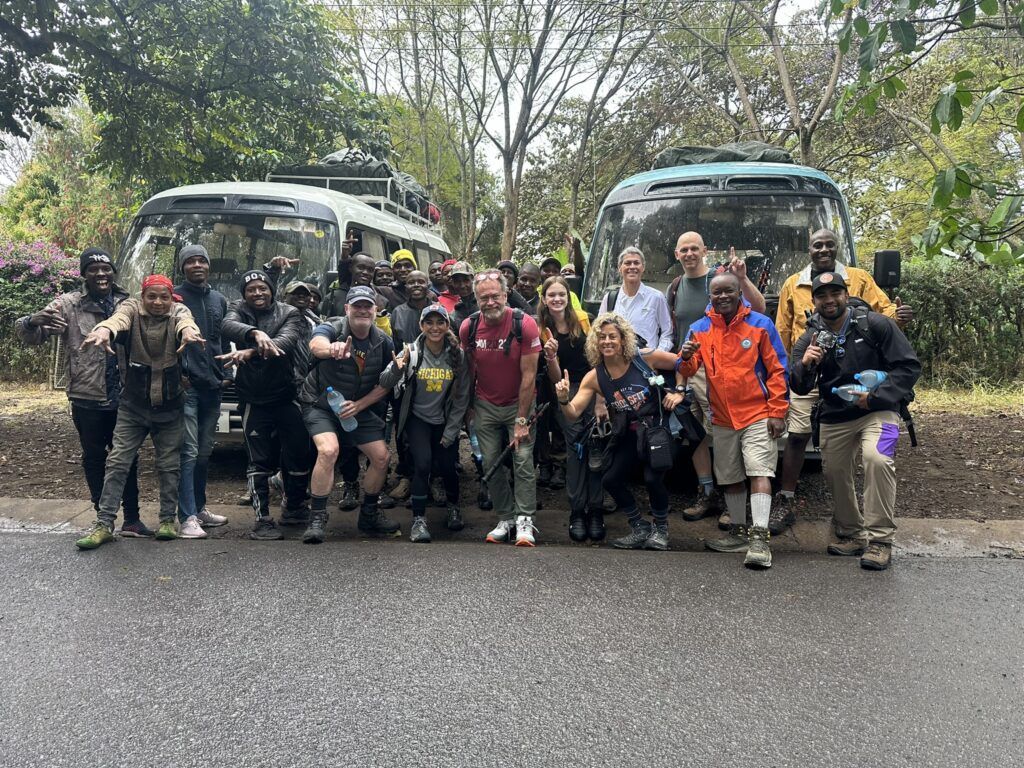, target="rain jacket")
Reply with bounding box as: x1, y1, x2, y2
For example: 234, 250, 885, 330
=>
676, 303, 789, 430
